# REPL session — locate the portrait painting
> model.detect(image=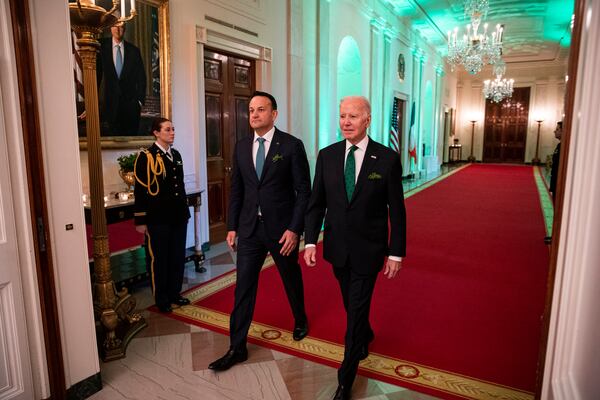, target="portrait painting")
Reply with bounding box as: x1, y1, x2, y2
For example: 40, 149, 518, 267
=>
74, 0, 170, 148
